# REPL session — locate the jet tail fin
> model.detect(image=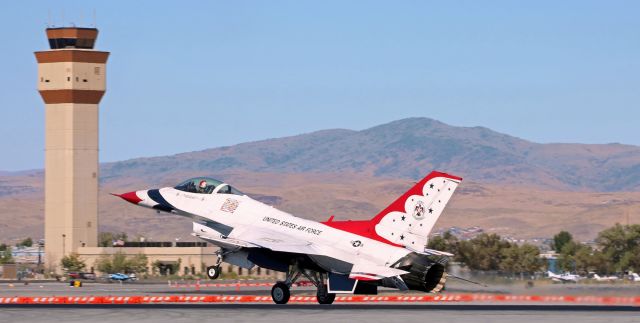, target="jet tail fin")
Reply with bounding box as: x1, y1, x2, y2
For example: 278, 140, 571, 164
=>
371, 171, 462, 247
323, 171, 462, 248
